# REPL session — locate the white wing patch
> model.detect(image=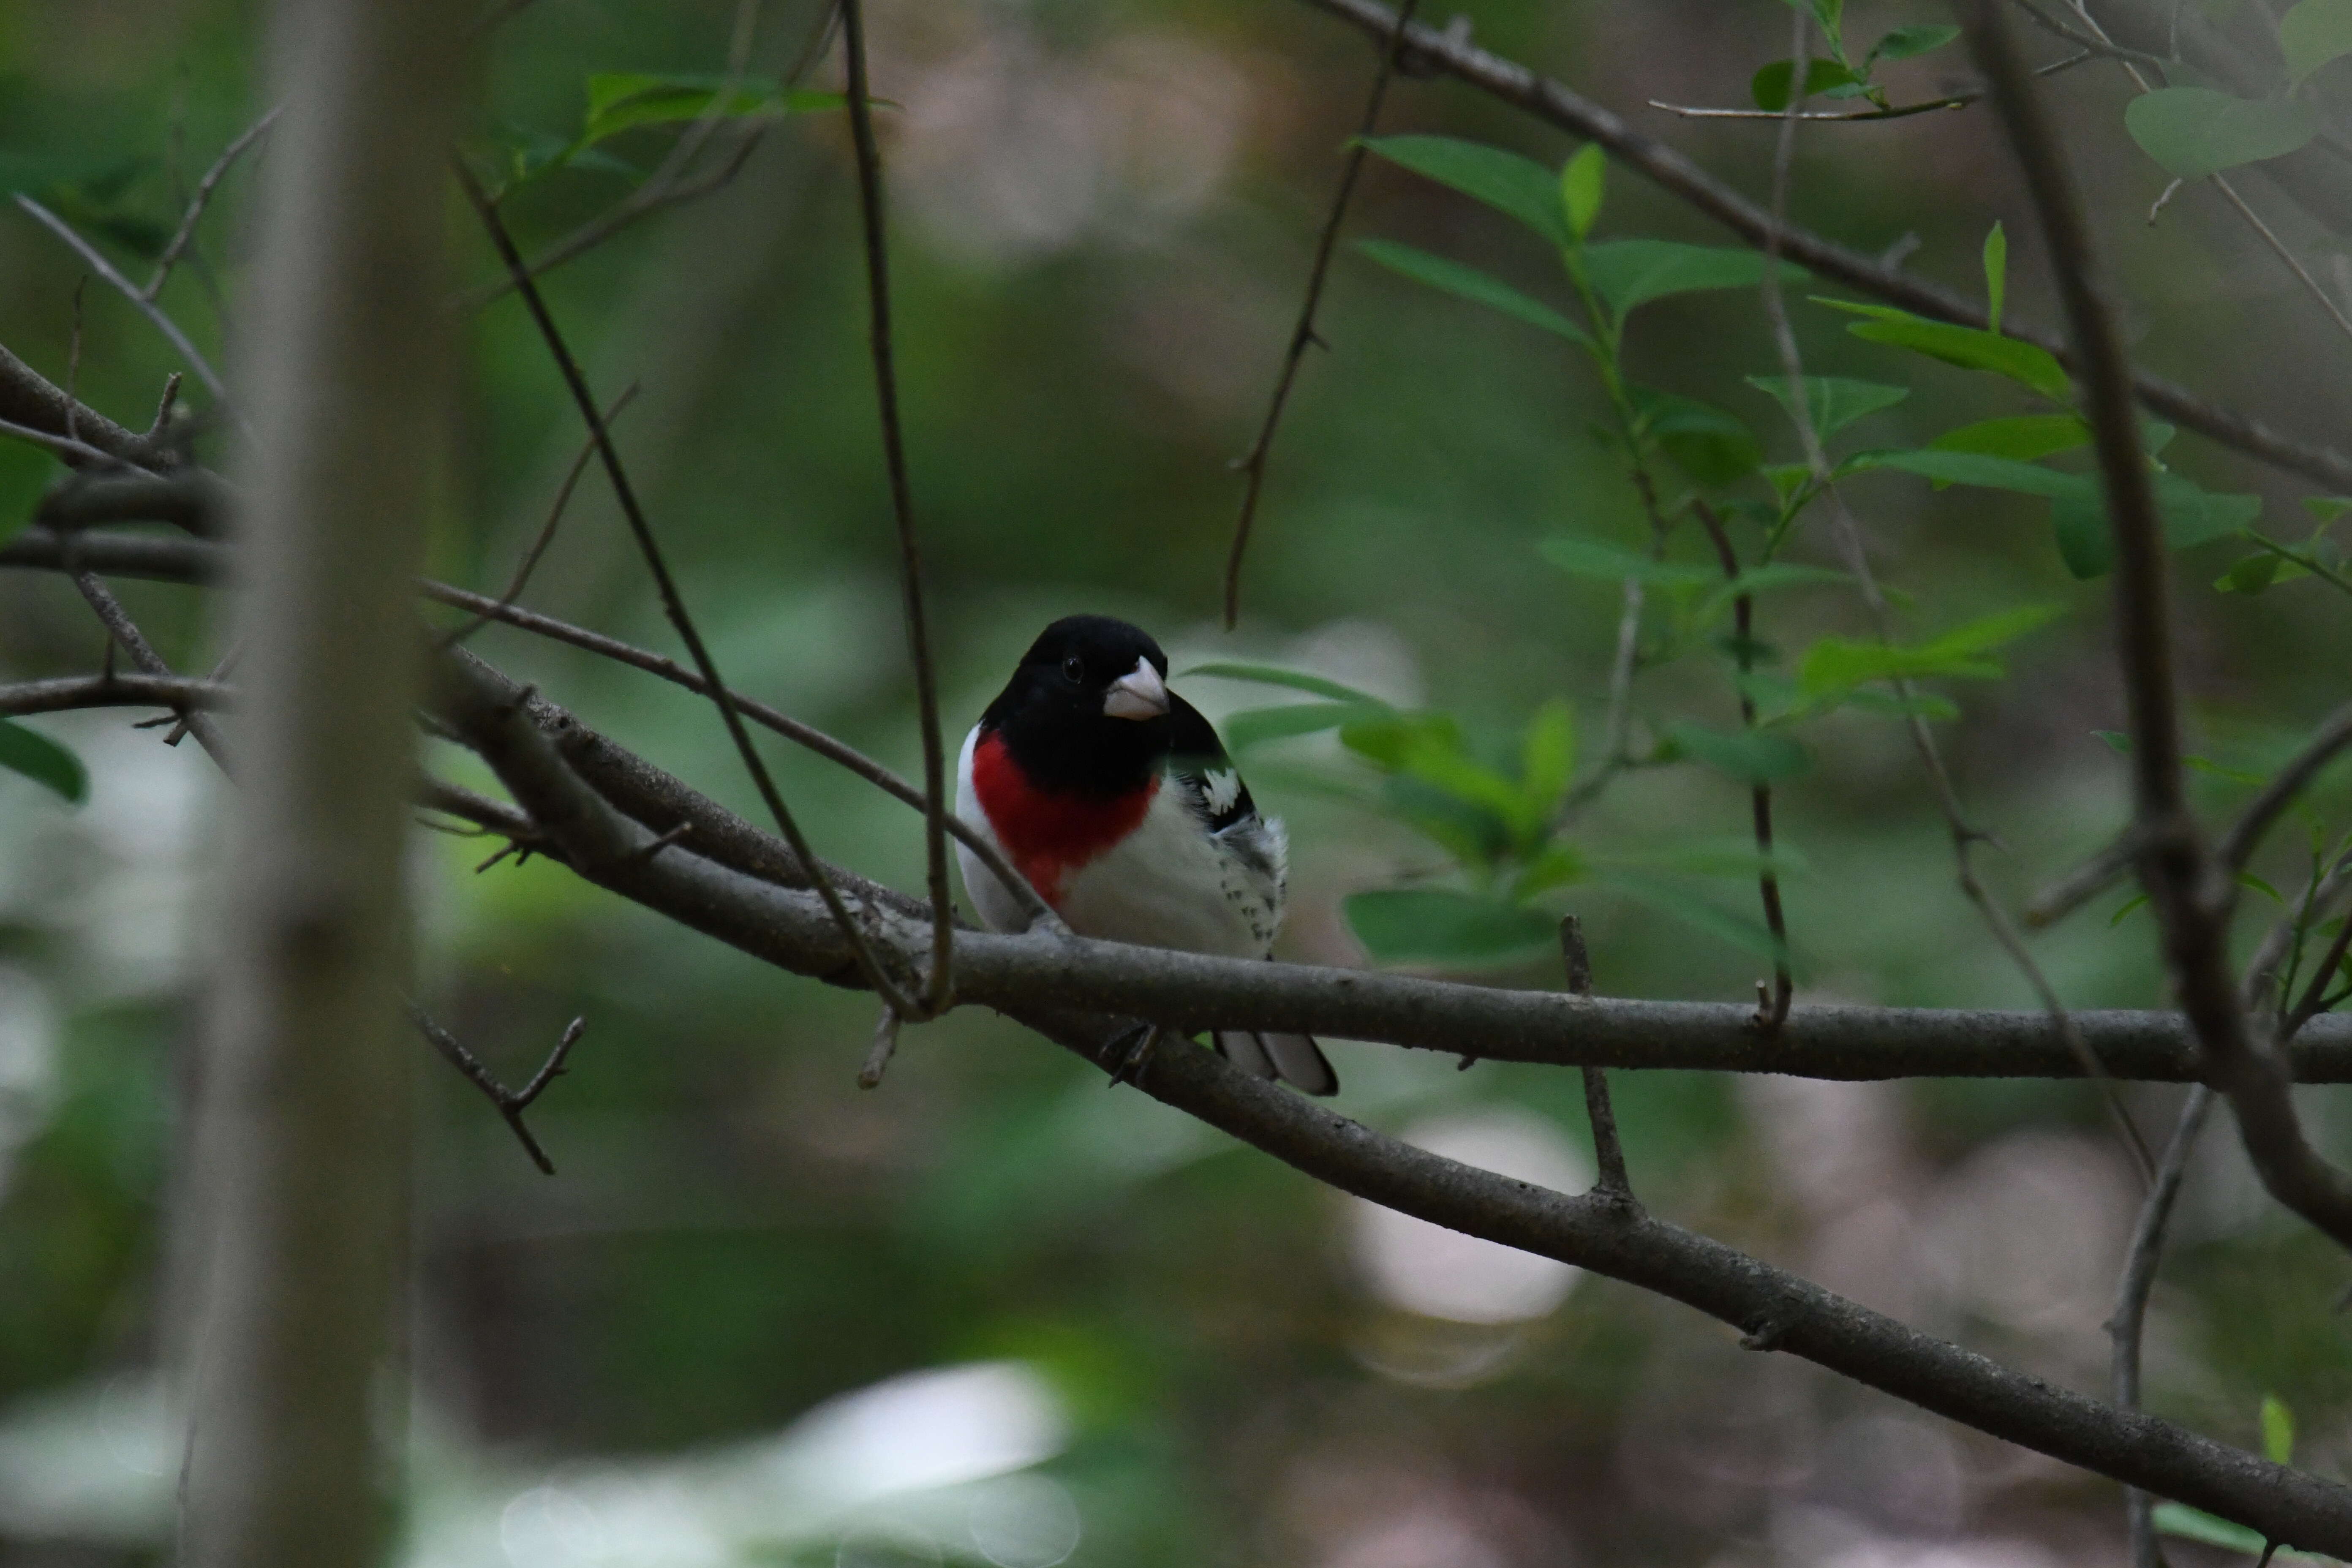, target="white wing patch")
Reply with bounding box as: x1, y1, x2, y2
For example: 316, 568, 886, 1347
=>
1201, 768, 1243, 817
